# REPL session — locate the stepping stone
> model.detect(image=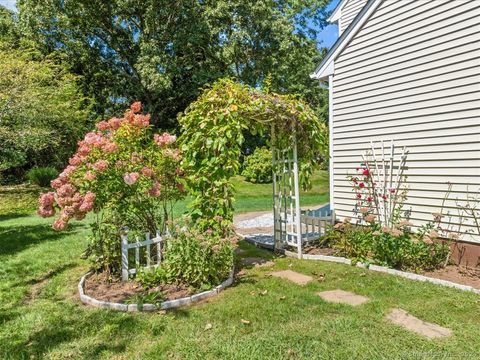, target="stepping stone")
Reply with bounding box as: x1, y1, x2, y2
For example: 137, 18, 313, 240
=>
270, 270, 312, 285
317, 289, 369, 306
386, 308, 452, 339
241, 257, 274, 267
